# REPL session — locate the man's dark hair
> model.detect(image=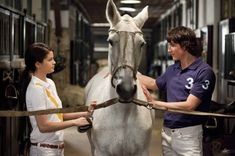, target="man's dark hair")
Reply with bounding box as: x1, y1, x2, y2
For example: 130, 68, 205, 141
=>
166, 26, 202, 57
